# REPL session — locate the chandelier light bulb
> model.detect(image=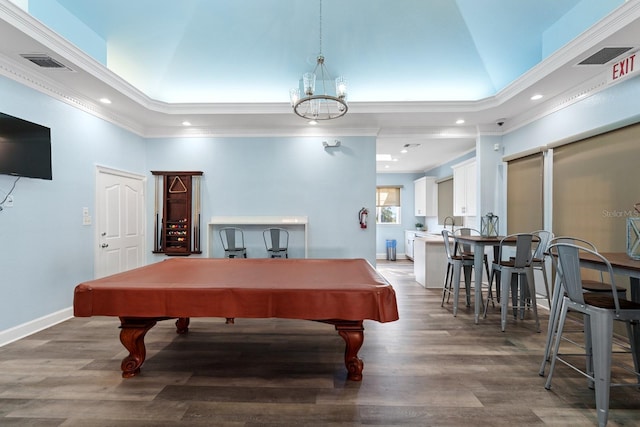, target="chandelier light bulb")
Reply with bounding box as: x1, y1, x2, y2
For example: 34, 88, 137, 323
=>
289, 88, 300, 107
303, 72, 316, 96
335, 76, 347, 99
